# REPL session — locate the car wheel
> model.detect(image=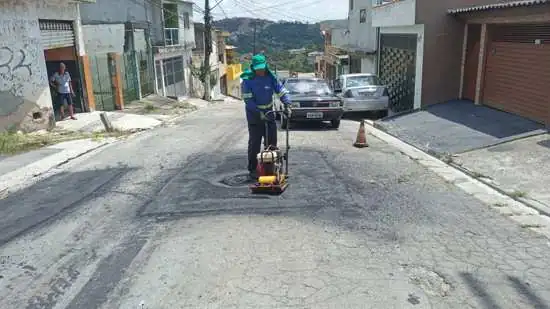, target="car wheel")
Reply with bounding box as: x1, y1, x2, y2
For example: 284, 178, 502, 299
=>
331, 119, 340, 129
